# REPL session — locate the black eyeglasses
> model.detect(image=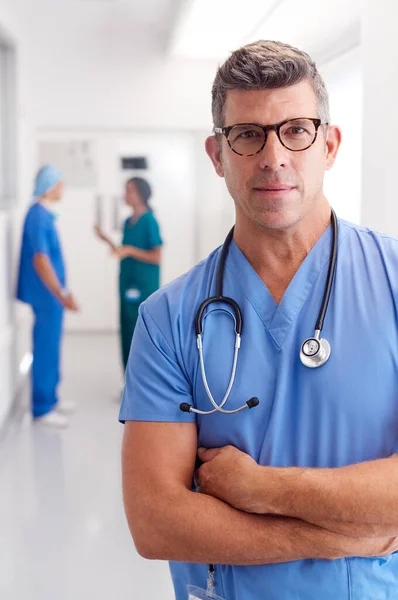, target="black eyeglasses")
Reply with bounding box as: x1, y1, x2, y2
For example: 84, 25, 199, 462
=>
214, 118, 328, 156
